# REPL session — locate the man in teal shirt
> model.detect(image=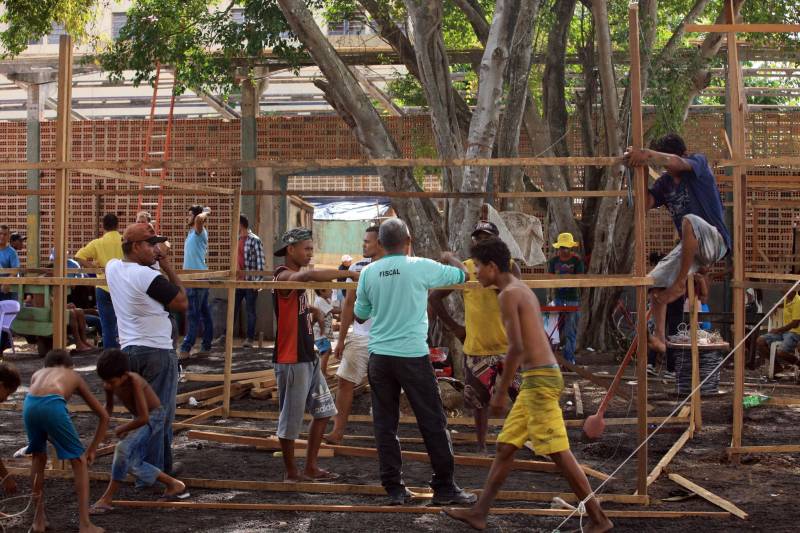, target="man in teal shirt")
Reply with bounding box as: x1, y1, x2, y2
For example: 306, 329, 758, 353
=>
354, 218, 476, 506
